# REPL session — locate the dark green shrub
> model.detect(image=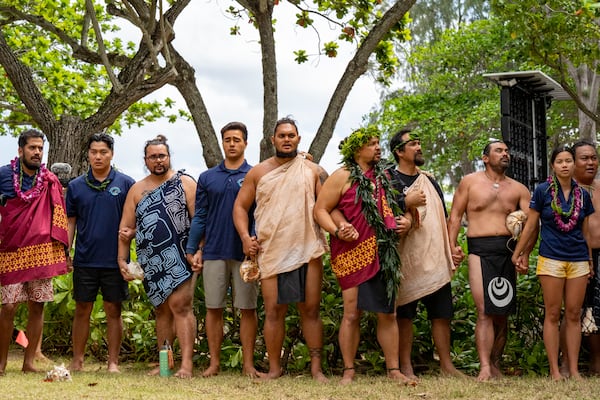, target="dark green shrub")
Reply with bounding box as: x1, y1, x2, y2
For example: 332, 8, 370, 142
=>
19, 232, 556, 377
